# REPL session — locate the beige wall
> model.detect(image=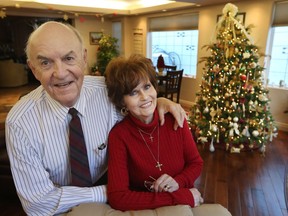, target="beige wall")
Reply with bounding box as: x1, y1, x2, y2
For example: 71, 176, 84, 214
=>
116, 0, 287, 131
5, 0, 287, 130
74, 16, 112, 74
